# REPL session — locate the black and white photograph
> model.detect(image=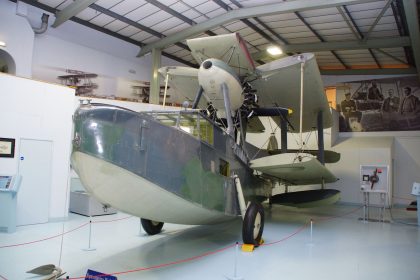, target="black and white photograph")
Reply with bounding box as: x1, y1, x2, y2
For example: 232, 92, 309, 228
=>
337, 76, 420, 132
